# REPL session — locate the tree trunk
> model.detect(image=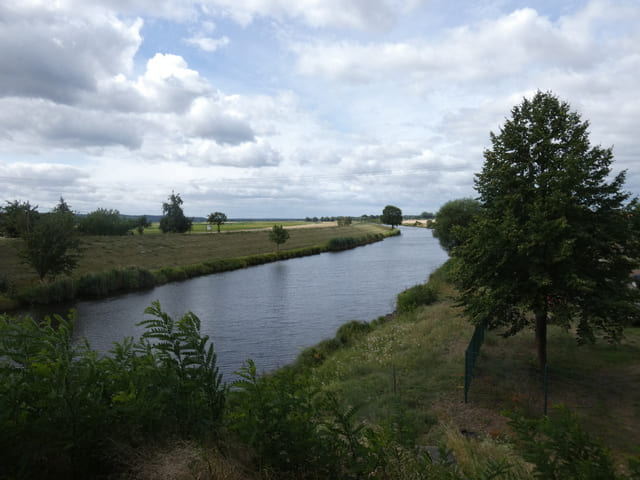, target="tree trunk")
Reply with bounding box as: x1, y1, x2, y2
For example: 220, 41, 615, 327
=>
535, 310, 547, 369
